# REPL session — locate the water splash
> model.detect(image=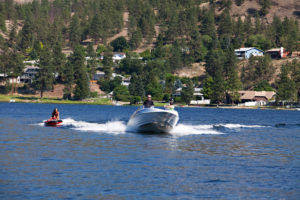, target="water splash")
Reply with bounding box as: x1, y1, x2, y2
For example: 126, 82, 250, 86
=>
214, 124, 267, 129
36, 118, 269, 136
170, 124, 222, 136
60, 118, 127, 134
